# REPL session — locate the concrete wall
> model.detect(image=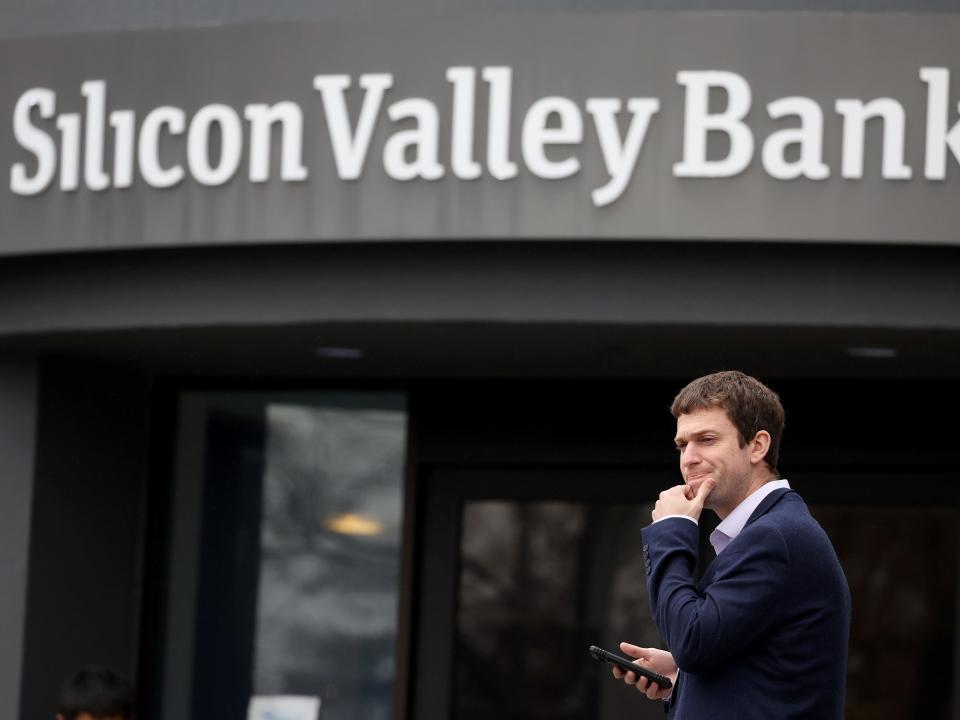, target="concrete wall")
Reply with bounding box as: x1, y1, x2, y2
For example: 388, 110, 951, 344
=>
0, 0, 955, 39
0, 360, 37, 720
18, 359, 152, 720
